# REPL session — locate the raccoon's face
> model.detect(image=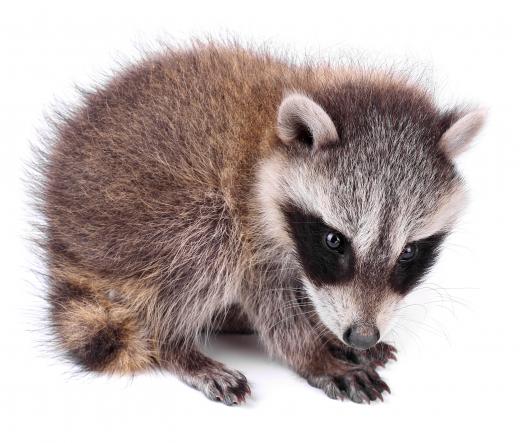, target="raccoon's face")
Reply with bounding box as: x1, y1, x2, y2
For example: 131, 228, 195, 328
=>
257, 90, 484, 350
